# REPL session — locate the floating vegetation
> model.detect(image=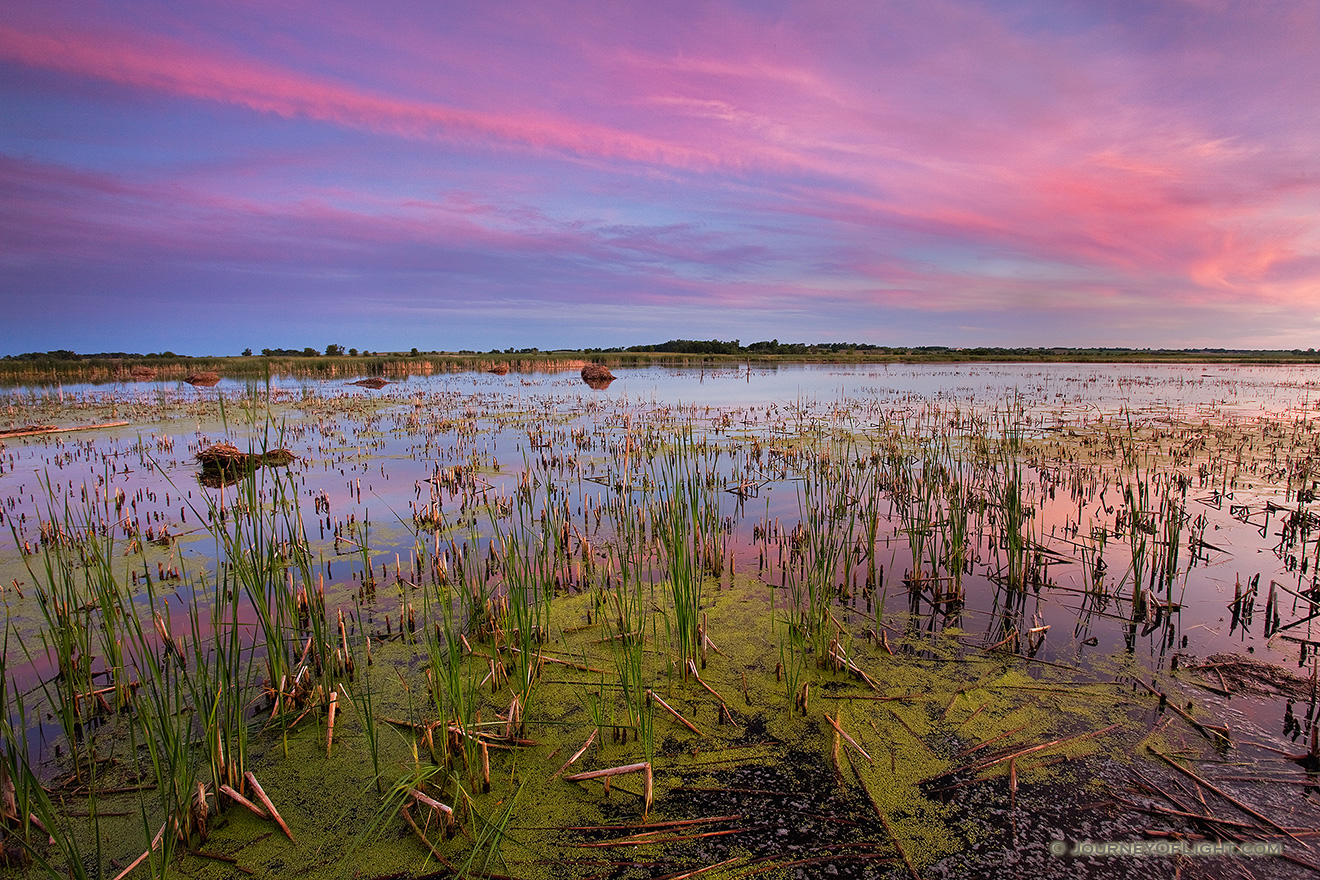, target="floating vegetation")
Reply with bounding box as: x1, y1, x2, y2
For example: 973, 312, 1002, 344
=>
2, 362, 1320, 877
183, 371, 221, 387
580, 362, 616, 389
195, 441, 297, 486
